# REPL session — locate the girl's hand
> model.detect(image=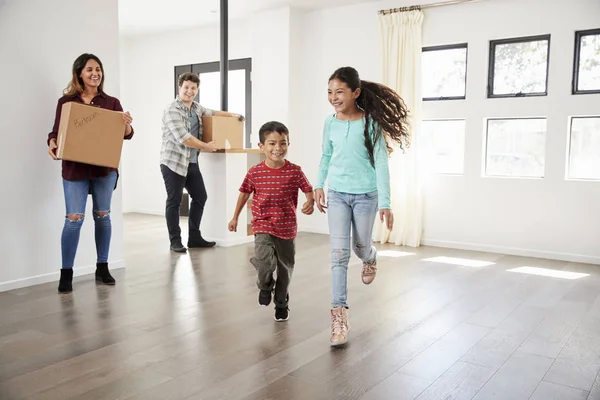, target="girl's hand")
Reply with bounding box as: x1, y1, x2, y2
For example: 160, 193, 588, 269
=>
379, 209, 394, 230
314, 188, 327, 213
48, 138, 58, 160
